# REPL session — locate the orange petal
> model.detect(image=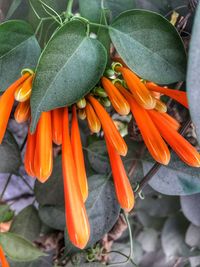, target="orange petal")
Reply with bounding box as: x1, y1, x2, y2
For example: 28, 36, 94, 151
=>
101, 77, 130, 115
85, 102, 101, 133
117, 83, 170, 165
24, 129, 37, 177
34, 112, 53, 182
51, 108, 63, 145
105, 136, 135, 212
148, 110, 200, 167
62, 108, 90, 249
71, 105, 88, 202
0, 73, 30, 144
0, 245, 9, 267
88, 95, 127, 156
154, 99, 167, 113
14, 100, 30, 123
14, 75, 34, 102
116, 67, 156, 109
158, 113, 180, 131
146, 82, 189, 108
